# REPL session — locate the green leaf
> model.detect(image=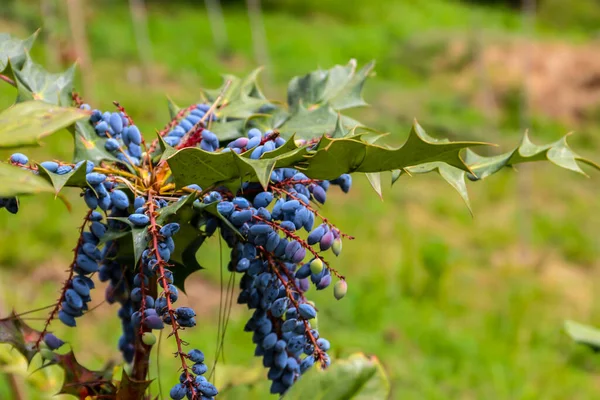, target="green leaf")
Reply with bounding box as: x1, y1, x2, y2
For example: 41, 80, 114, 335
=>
287, 59, 374, 111
53, 351, 116, 396
157, 132, 176, 161
166, 95, 180, 120
194, 201, 243, 239
36, 161, 88, 194
283, 353, 390, 400
71, 120, 120, 165
116, 370, 152, 400
329, 60, 375, 110
232, 152, 276, 189
397, 163, 472, 214
0, 101, 90, 148
0, 163, 55, 197
392, 132, 600, 214
564, 320, 600, 351
365, 172, 383, 199
209, 119, 246, 142
13, 55, 75, 105
0, 31, 38, 77
465, 131, 600, 180
204, 68, 271, 120
277, 103, 362, 140
356, 120, 486, 174
0, 312, 43, 364
167, 121, 485, 191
